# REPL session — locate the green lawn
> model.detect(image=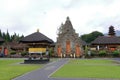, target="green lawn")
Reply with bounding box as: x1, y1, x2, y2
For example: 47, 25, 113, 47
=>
52, 59, 120, 79
0, 58, 42, 80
